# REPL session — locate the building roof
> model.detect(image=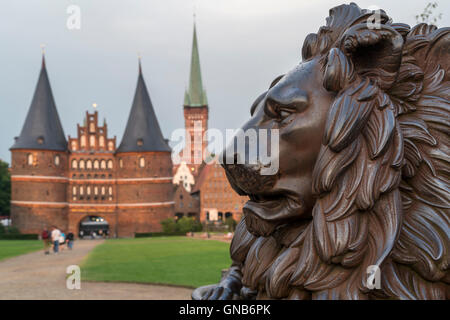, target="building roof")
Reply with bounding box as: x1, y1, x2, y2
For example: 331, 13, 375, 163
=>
191, 162, 209, 194
116, 60, 171, 153
184, 23, 208, 107
11, 55, 67, 151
